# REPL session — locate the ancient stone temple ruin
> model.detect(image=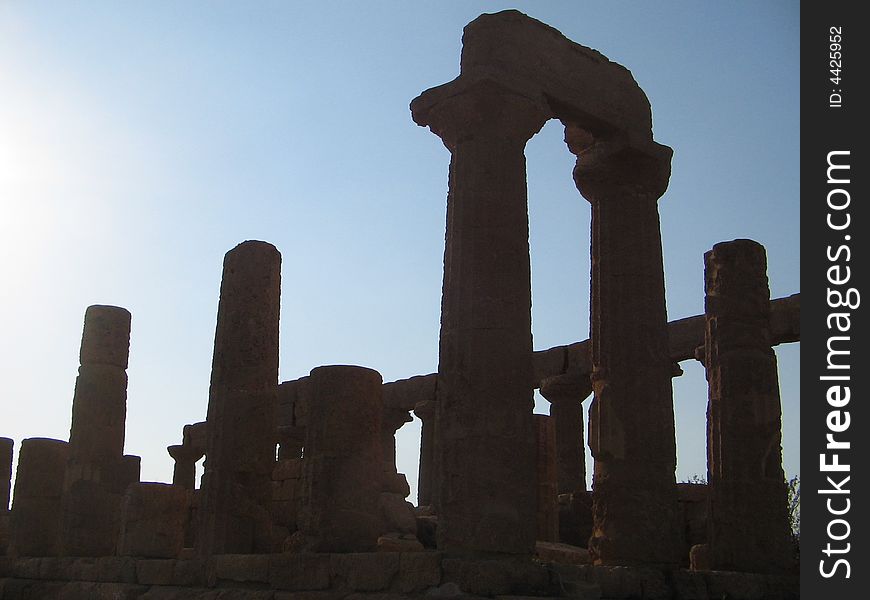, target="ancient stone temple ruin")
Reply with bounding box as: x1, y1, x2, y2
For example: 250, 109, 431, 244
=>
0, 10, 799, 600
